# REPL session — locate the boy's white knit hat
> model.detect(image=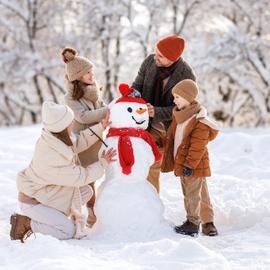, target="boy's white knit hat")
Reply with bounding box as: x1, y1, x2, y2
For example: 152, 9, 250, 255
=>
42, 101, 74, 132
